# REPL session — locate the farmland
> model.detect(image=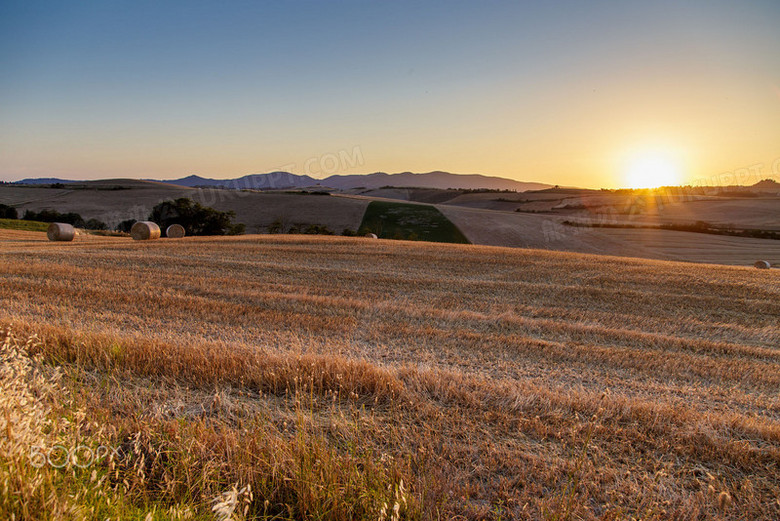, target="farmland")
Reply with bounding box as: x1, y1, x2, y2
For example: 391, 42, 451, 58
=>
358, 201, 469, 243
1, 229, 778, 520
2, 181, 779, 266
